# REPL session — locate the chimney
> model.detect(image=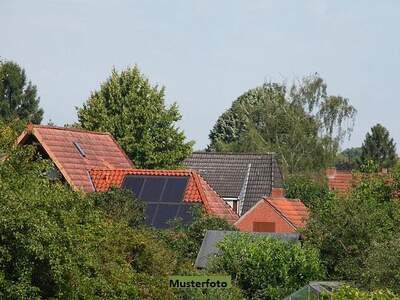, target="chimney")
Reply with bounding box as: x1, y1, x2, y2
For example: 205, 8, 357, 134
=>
326, 167, 337, 178
271, 188, 285, 198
